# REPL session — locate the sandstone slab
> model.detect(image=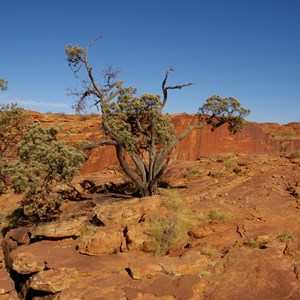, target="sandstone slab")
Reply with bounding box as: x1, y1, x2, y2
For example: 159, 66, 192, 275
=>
31, 215, 88, 238
77, 226, 123, 255
30, 268, 80, 293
